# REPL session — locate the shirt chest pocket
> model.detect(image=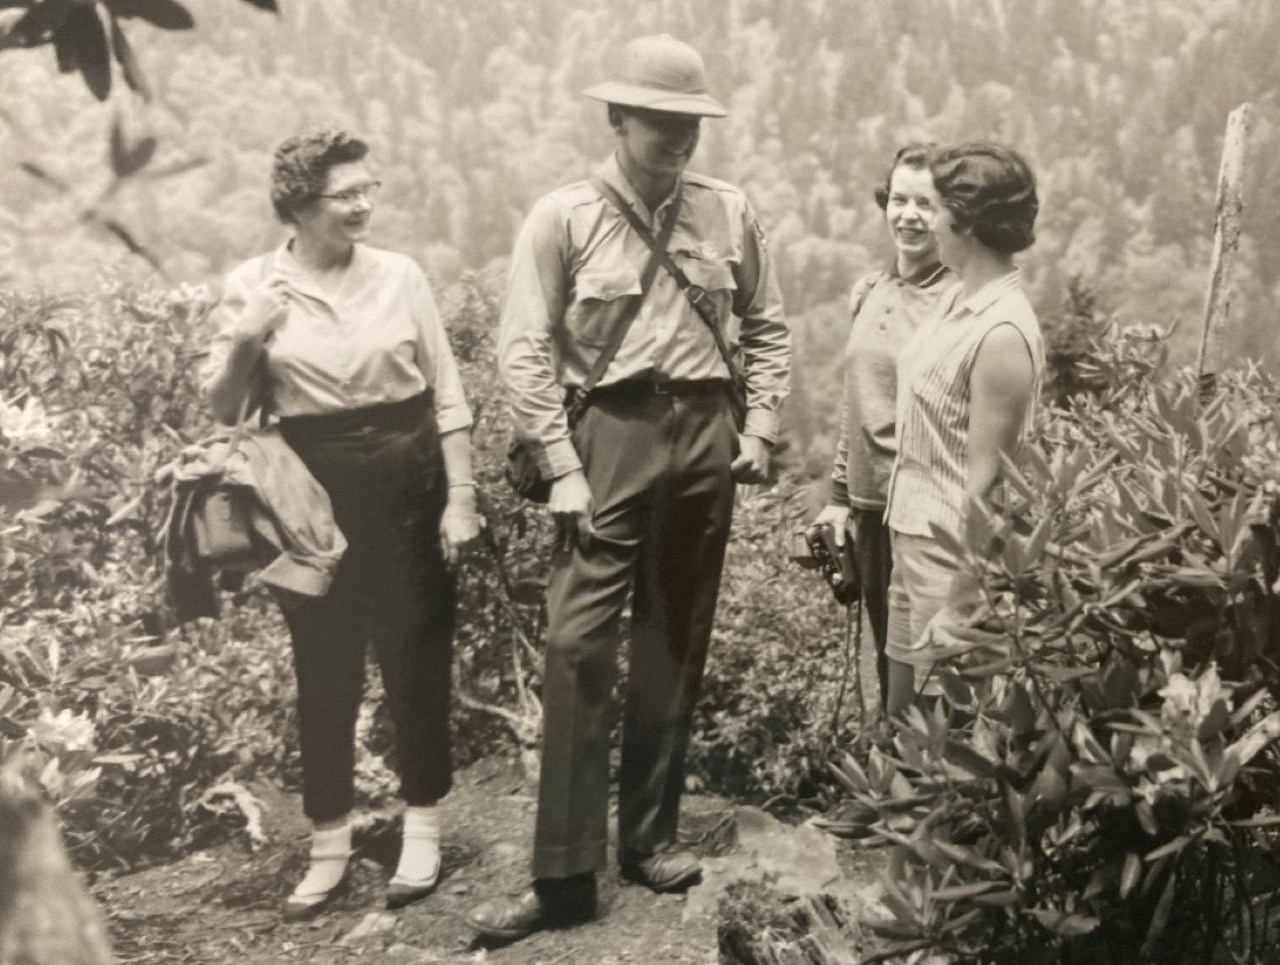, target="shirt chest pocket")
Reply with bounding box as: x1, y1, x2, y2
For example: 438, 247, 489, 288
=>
569, 268, 642, 347
675, 253, 738, 336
